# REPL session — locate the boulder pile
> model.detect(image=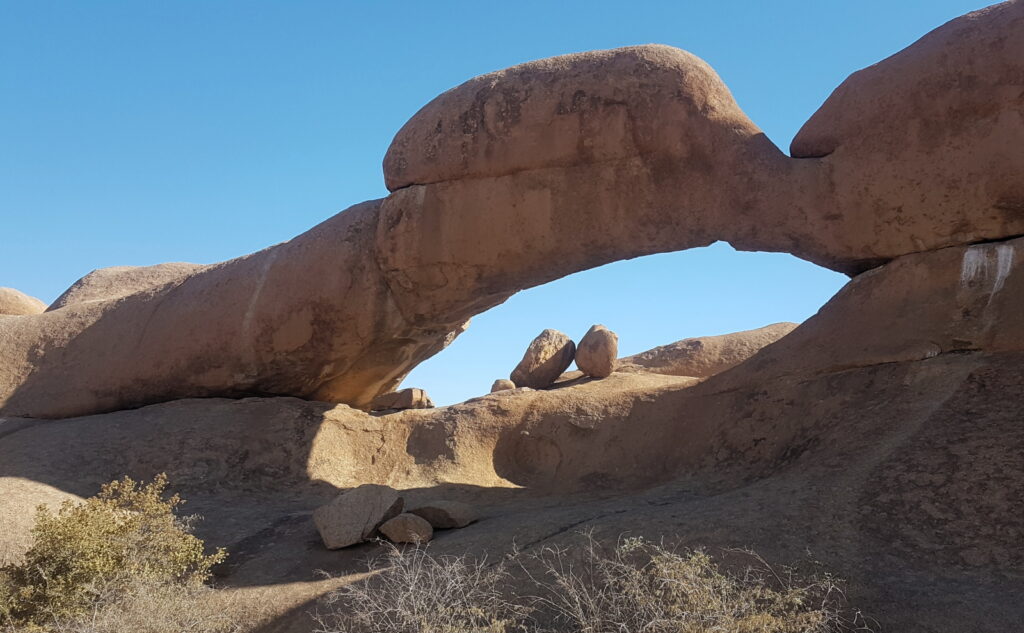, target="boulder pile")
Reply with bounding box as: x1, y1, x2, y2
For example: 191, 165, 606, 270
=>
313, 485, 478, 548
